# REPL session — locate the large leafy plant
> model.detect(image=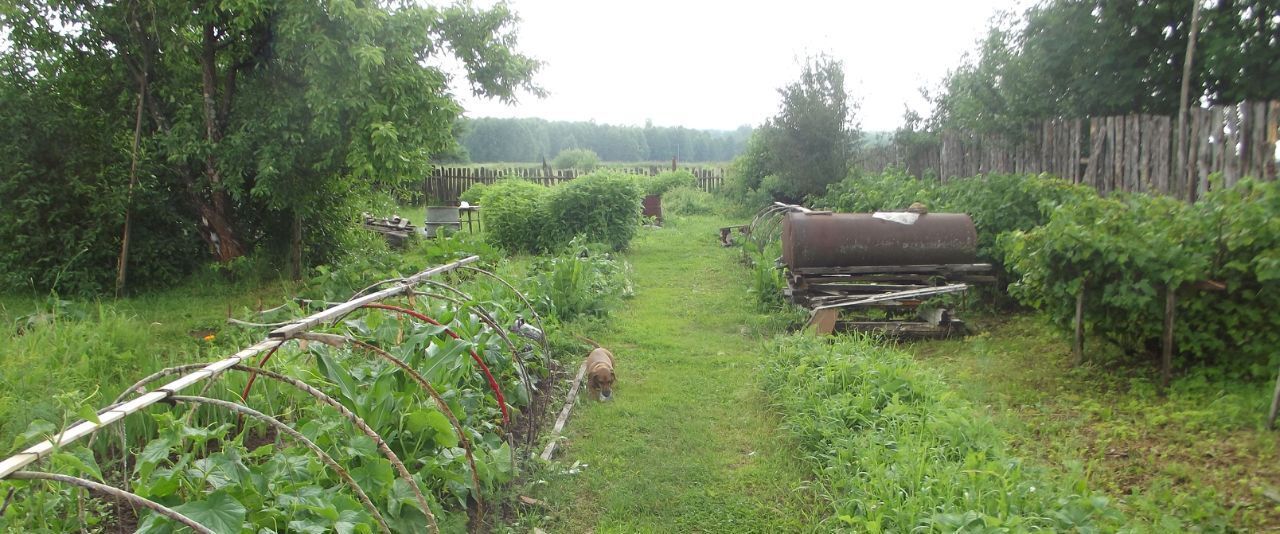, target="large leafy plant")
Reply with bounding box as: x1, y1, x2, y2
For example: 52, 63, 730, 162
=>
481, 179, 554, 253
1003, 179, 1280, 373
543, 170, 644, 252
